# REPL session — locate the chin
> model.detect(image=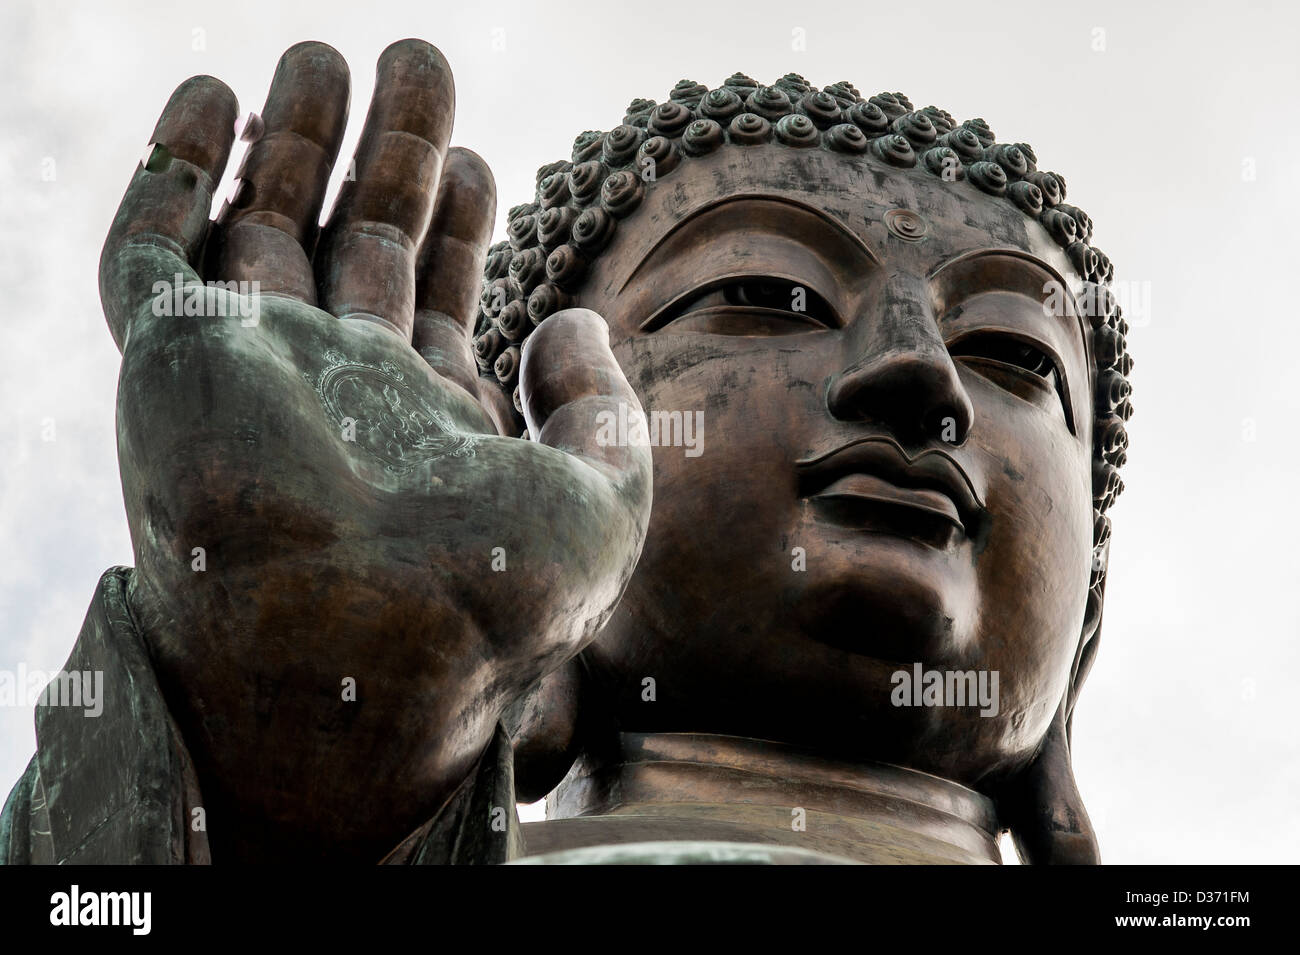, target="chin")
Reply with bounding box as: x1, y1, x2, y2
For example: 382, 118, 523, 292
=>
785, 527, 980, 667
